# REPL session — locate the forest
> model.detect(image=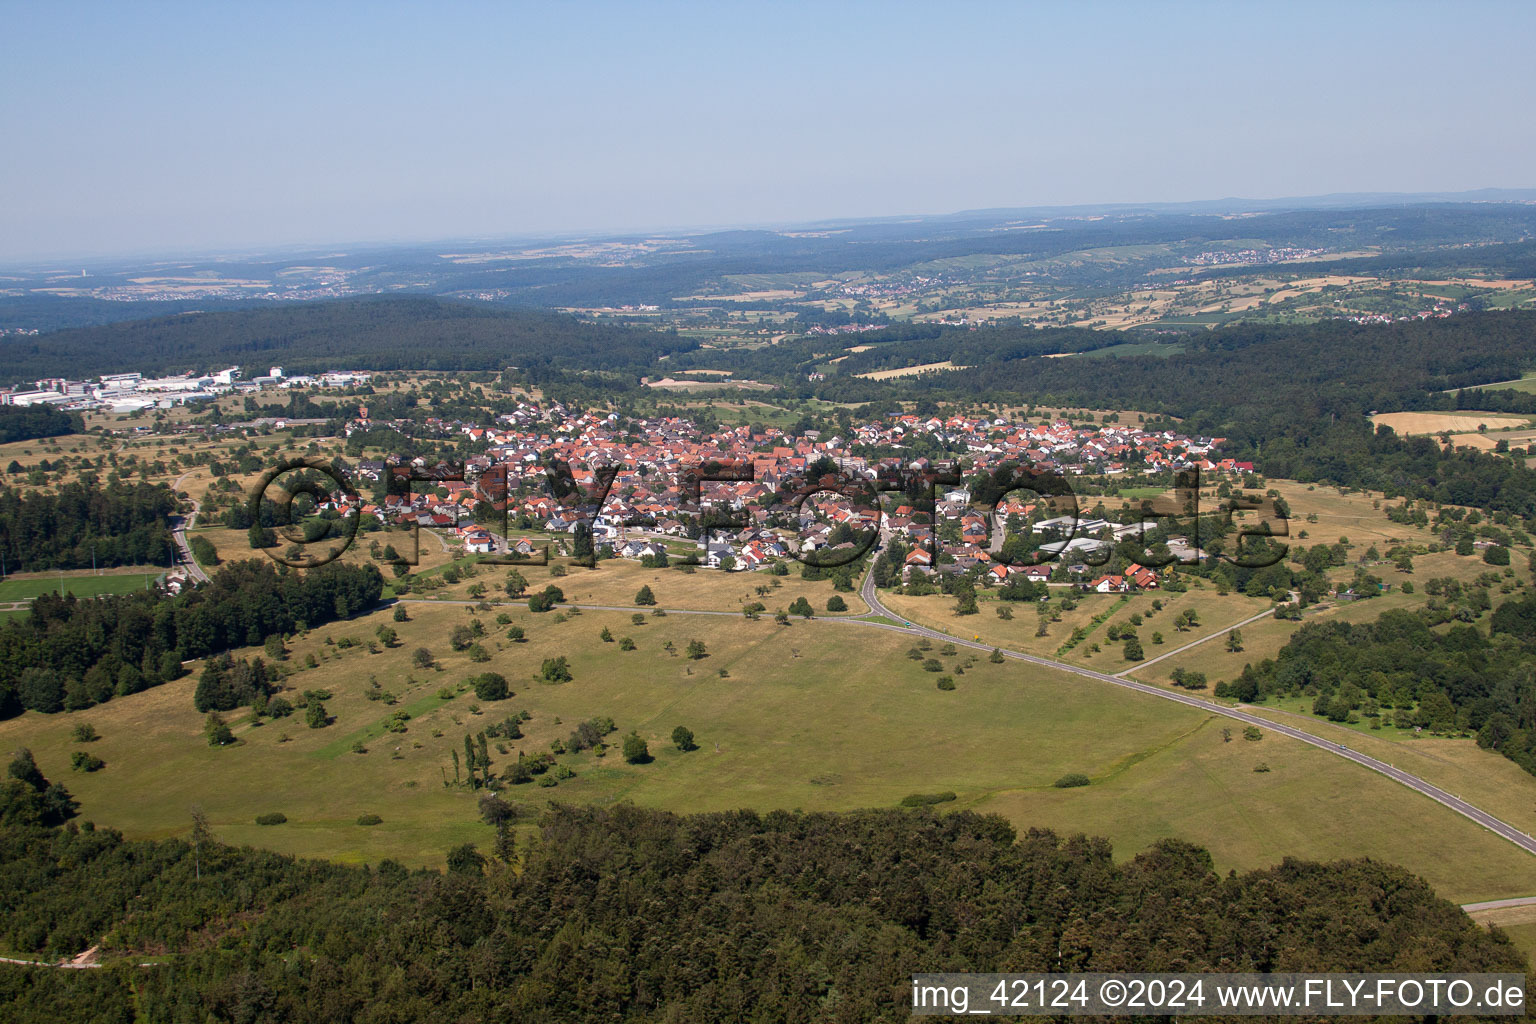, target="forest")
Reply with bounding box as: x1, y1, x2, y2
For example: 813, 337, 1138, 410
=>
0, 803, 1523, 1023
1217, 595, 1536, 776
0, 482, 177, 572
0, 406, 83, 444
0, 298, 696, 384
0, 560, 382, 718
